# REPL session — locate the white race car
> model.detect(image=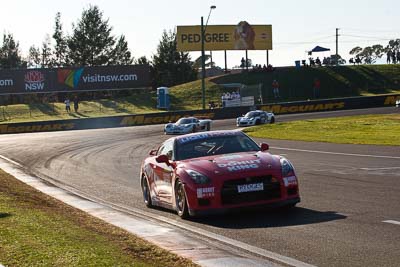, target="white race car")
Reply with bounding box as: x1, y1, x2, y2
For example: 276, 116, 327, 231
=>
236, 110, 275, 127
164, 117, 212, 134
